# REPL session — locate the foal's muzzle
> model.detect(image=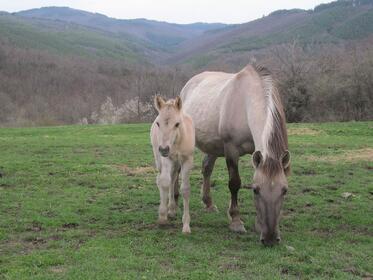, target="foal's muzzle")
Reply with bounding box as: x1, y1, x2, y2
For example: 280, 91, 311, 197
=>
159, 146, 170, 157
